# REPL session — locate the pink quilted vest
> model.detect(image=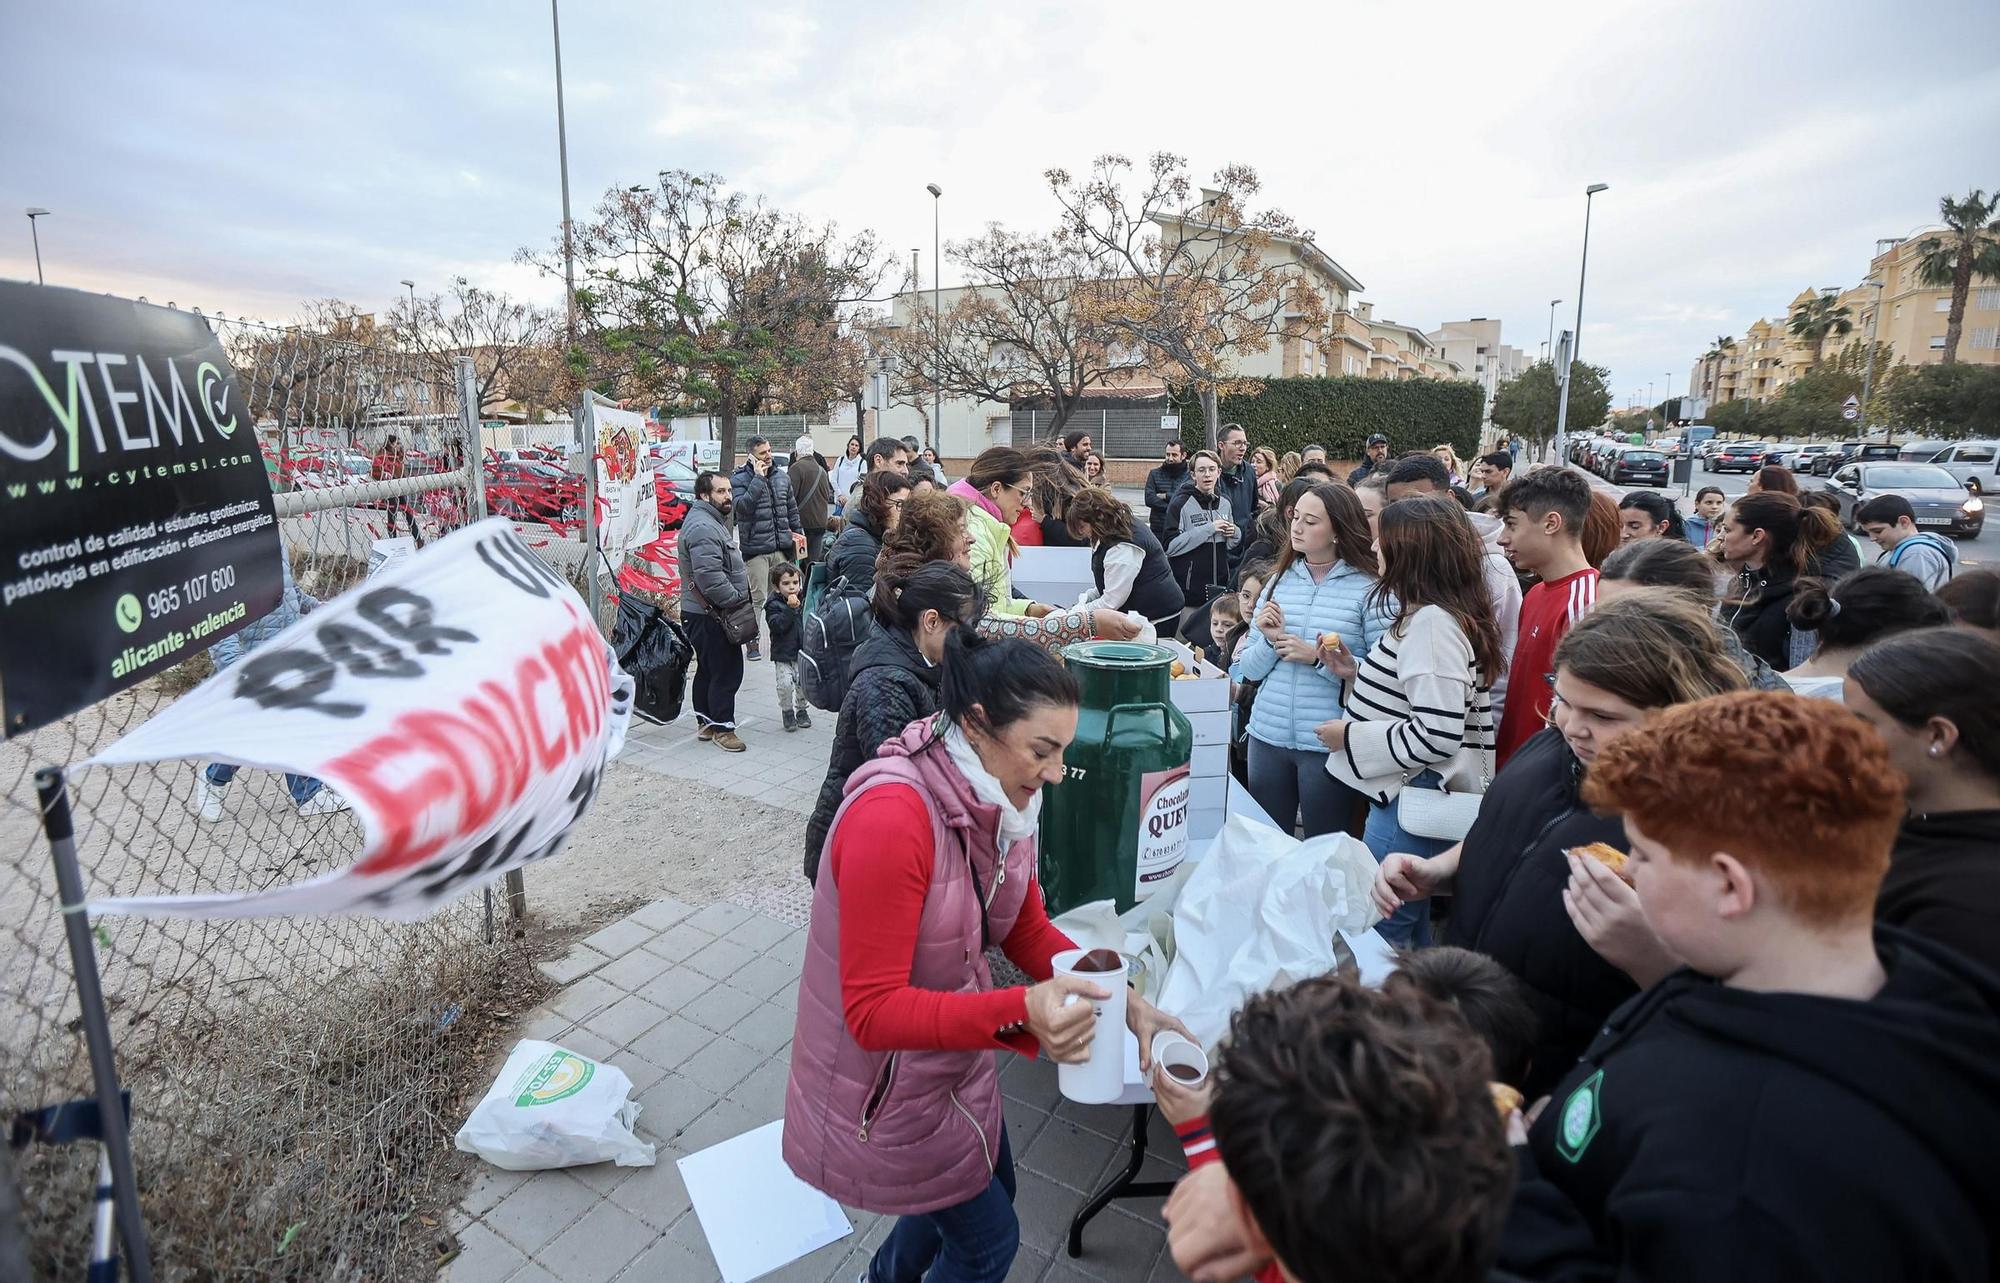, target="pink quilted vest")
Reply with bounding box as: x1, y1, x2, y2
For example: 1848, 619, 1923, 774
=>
781, 716, 1037, 1215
